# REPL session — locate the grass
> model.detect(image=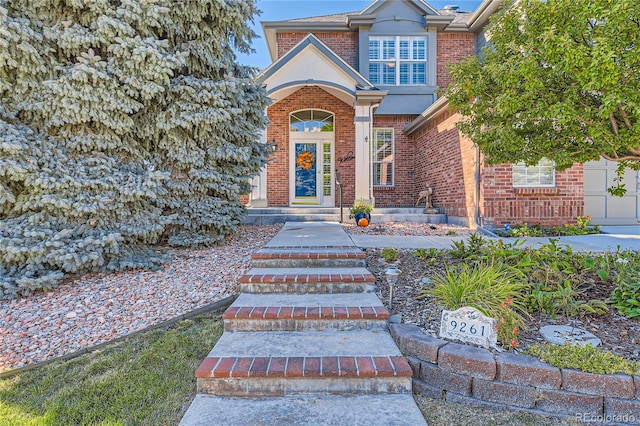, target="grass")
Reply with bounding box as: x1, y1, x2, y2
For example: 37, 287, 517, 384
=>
0, 315, 223, 426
